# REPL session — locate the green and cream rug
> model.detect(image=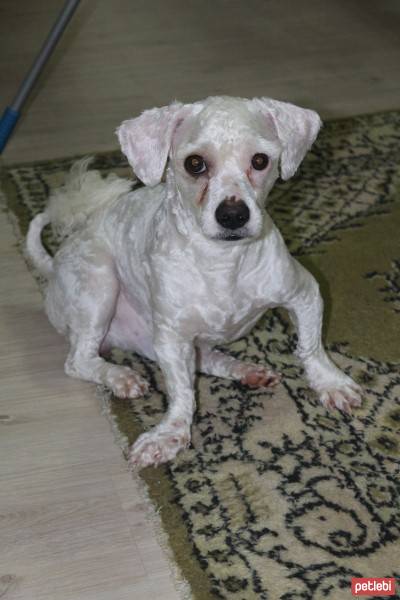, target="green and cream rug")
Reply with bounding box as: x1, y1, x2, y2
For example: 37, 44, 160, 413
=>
1, 111, 400, 599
